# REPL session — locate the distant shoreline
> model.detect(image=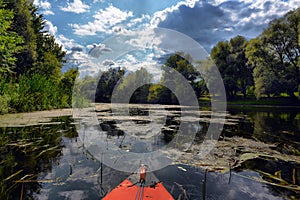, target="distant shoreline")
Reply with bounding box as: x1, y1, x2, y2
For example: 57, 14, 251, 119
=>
1, 99, 299, 126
